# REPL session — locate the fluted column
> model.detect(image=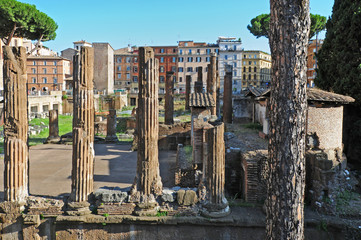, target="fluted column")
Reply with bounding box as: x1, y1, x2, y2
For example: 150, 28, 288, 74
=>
223, 65, 233, 123
134, 47, 162, 199
202, 123, 229, 217
70, 47, 95, 202
165, 71, 174, 125
216, 59, 221, 118
3, 46, 28, 202
207, 53, 217, 116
